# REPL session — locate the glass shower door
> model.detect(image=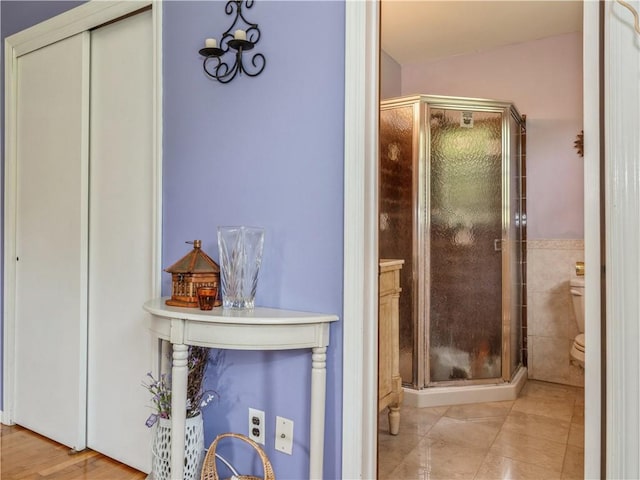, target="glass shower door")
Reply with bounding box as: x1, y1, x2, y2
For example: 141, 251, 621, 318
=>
380, 104, 417, 386
427, 108, 504, 383
507, 111, 524, 379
